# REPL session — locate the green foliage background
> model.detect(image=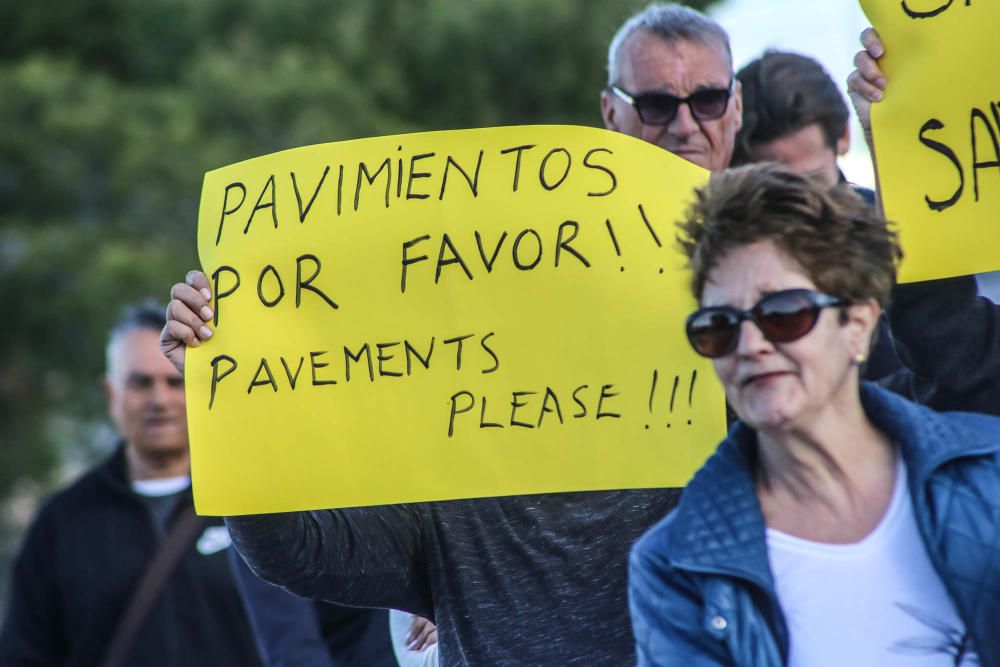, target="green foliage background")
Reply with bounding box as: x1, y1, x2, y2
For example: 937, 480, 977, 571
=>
0, 0, 719, 603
